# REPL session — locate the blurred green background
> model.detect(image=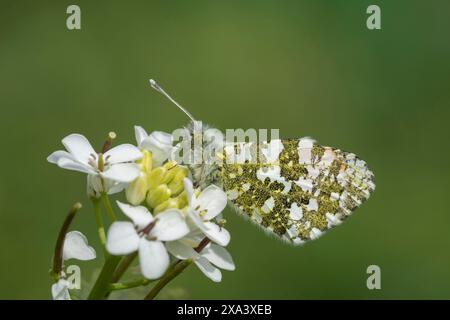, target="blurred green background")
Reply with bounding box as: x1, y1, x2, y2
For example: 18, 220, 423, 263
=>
1, 0, 449, 299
